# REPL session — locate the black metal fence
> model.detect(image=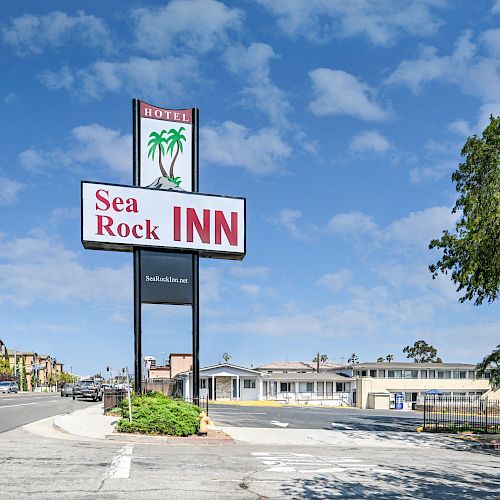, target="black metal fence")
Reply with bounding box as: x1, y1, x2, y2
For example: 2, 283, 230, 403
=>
181, 397, 209, 415
424, 395, 500, 434
103, 389, 127, 413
